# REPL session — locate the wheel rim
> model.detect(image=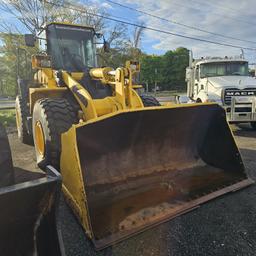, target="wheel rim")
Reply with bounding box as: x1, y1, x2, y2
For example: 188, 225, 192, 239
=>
35, 121, 45, 157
